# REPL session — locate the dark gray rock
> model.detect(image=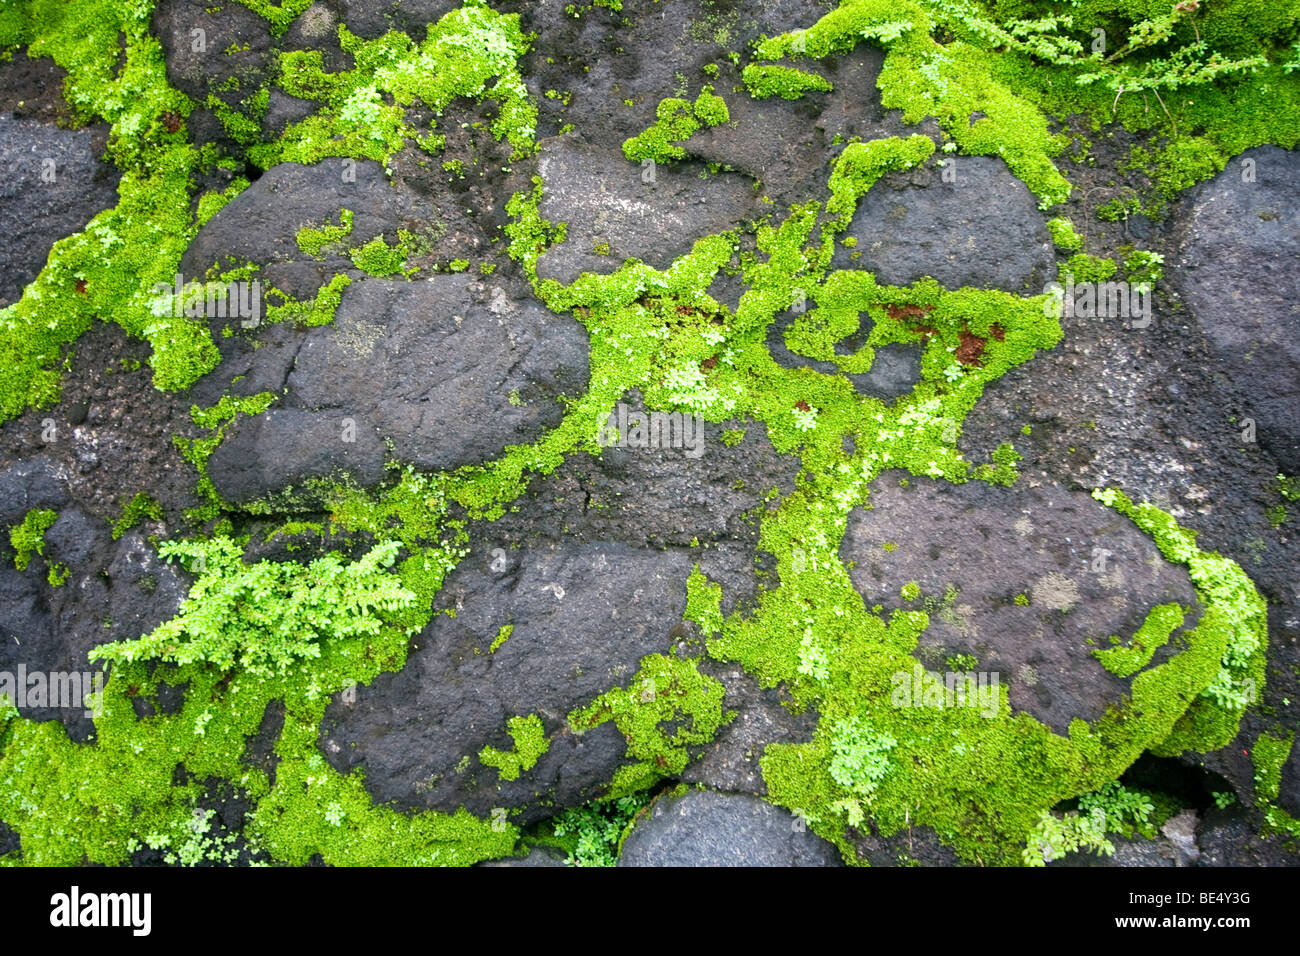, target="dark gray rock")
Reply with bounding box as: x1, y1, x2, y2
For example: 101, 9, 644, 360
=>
152, 0, 273, 110
1194, 807, 1297, 866
180, 159, 428, 289
831, 155, 1054, 293
682, 662, 818, 795
0, 457, 69, 529
1171, 145, 1300, 473
841, 475, 1201, 735
0, 117, 120, 308
319, 539, 696, 825
206, 274, 590, 505
0, 510, 185, 743
618, 790, 840, 866
478, 845, 568, 867
535, 136, 757, 285
206, 406, 387, 508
